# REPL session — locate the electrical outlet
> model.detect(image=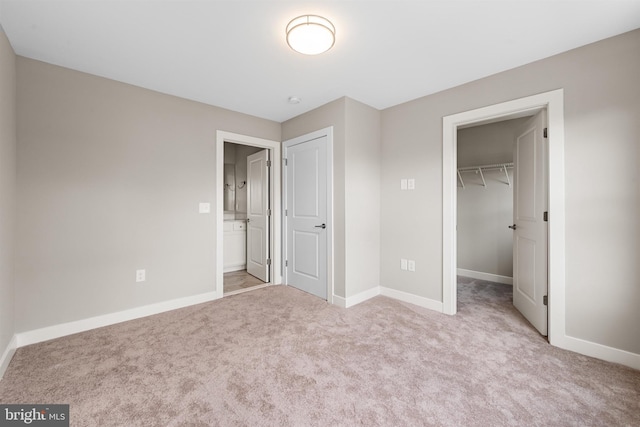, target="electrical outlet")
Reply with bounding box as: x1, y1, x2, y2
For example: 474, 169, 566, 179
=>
199, 202, 211, 214
408, 260, 416, 272
400, 179, 408, 190
408, 179, 415, 190
400, 259, 408, 271
136, 269, 146, 282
